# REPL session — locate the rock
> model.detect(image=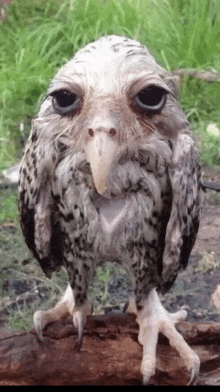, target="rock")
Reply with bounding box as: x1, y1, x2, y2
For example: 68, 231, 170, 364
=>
1, 314, 220, 385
